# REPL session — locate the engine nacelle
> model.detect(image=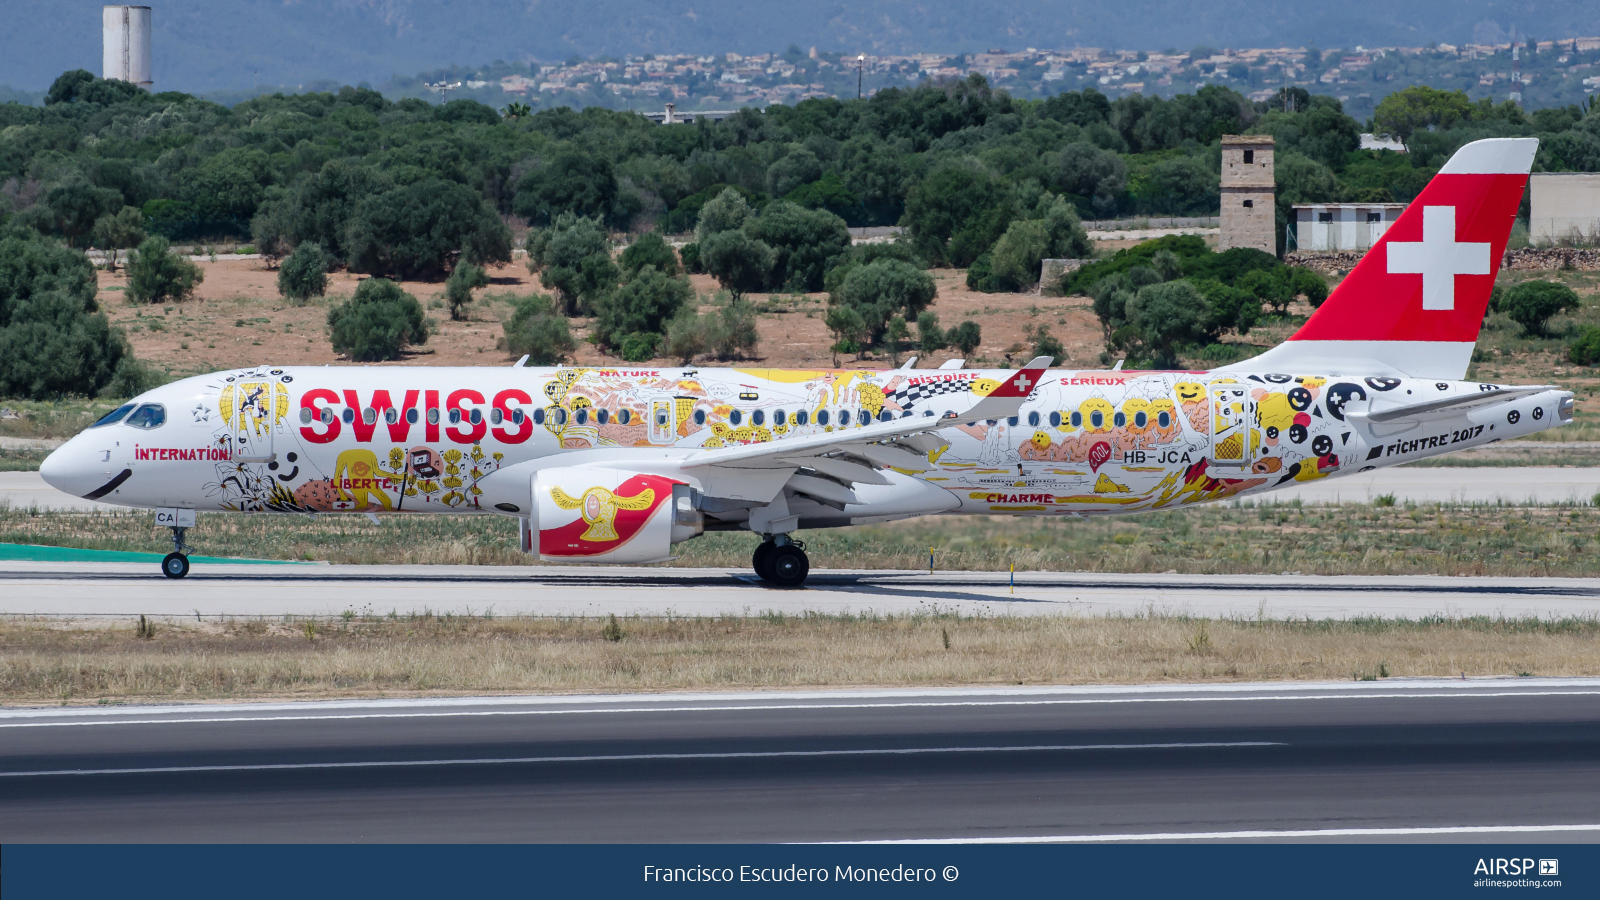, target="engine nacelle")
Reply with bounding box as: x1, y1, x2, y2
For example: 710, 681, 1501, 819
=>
531, 467, 700, 564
